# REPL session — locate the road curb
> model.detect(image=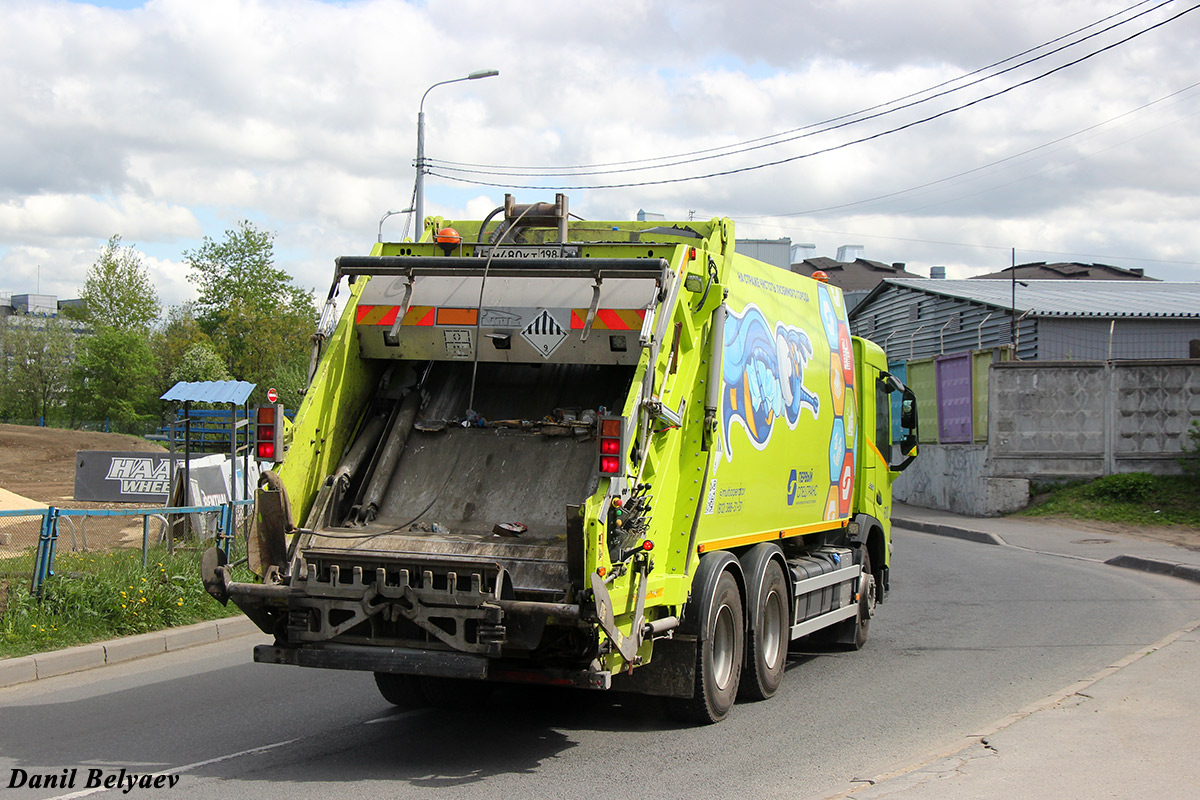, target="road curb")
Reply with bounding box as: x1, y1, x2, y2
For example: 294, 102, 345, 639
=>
0, 615, 259, 690
1105, 554, 1200, 585
897, 516, 1200, 585
892, 516, 1005, 546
